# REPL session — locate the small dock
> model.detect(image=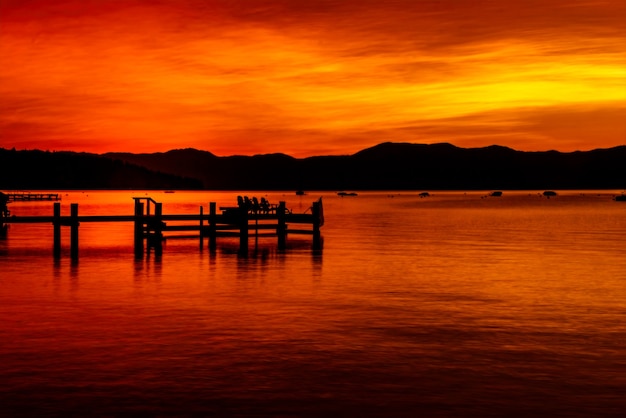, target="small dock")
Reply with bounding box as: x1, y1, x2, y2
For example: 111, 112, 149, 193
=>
4, 192, 61, 202
0, 196, 324, 259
